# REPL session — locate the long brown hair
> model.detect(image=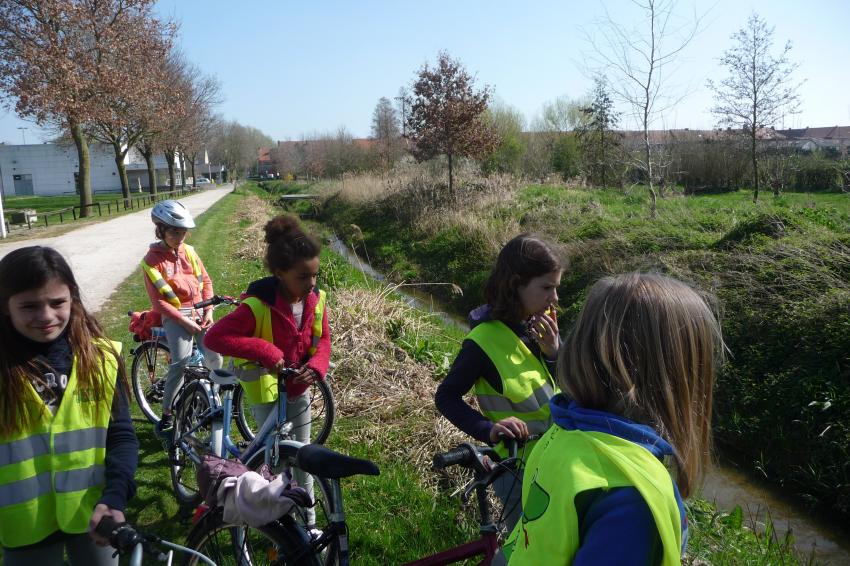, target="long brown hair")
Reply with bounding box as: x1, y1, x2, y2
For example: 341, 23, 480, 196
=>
0, 246, 127, 436
558, 273, 723, 498
484, 233, 564, 321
